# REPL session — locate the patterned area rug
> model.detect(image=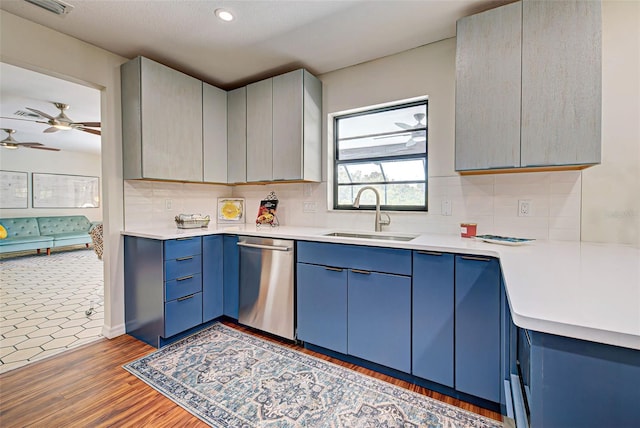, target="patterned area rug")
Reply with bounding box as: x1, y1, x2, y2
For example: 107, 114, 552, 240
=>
124, 323, 503, 427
